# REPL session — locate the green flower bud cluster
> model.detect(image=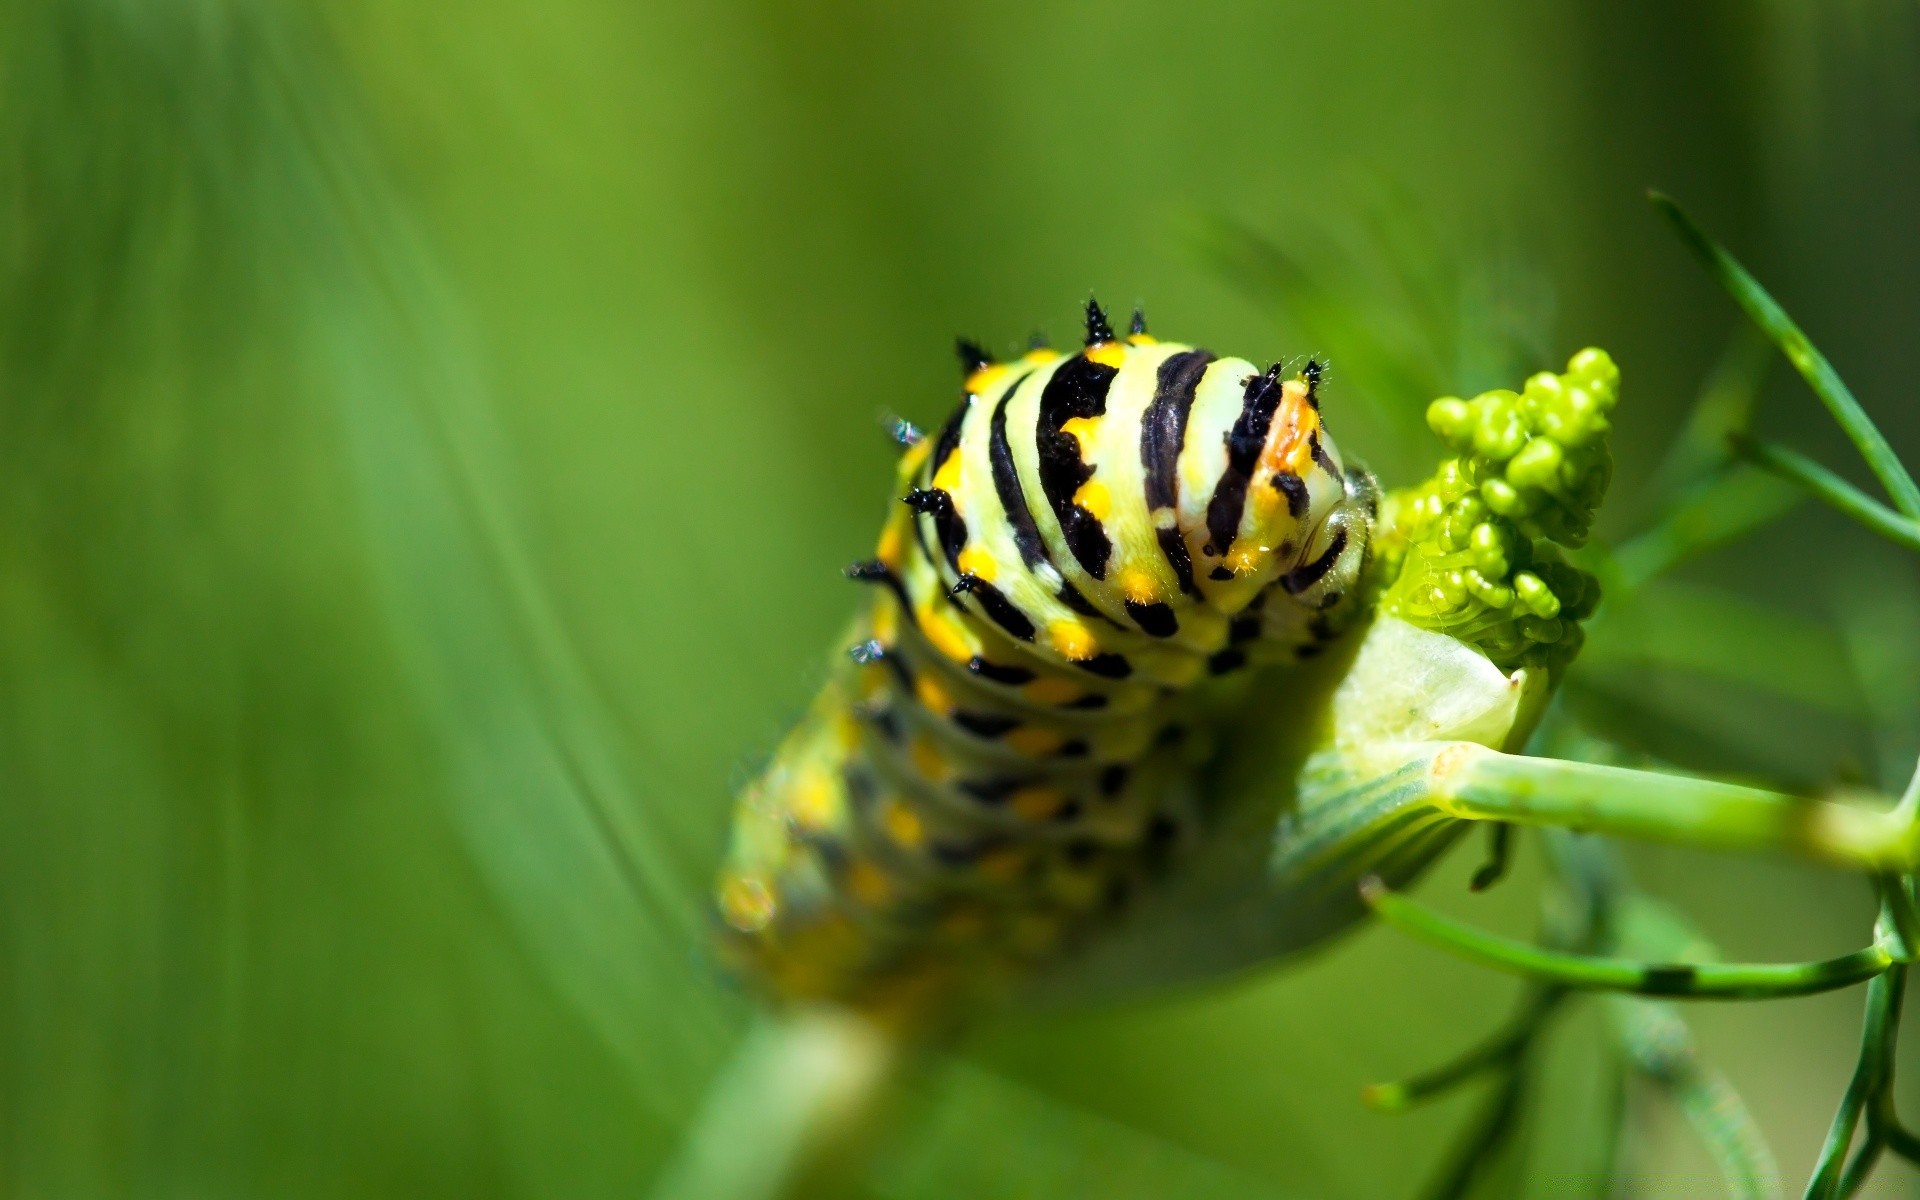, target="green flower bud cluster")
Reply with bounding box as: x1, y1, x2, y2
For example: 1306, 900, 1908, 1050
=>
1422, 347, 1618, 547
1378, 348, 1618, 675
